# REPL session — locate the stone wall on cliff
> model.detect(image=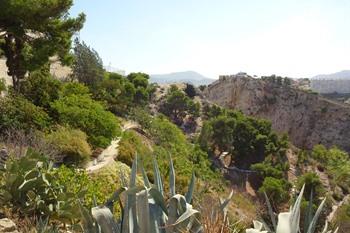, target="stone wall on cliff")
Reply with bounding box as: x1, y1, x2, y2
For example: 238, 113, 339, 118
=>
205, 76, 350, 152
